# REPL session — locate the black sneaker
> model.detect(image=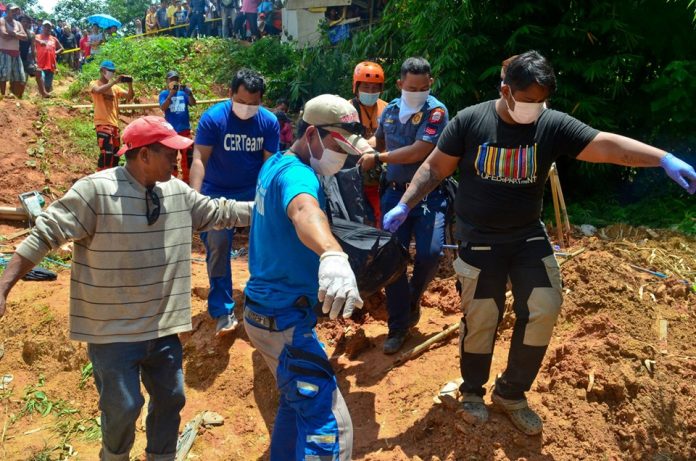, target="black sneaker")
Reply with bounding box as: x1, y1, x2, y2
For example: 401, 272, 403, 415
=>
383, 330, 409, 355
408, 301, 421, 328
